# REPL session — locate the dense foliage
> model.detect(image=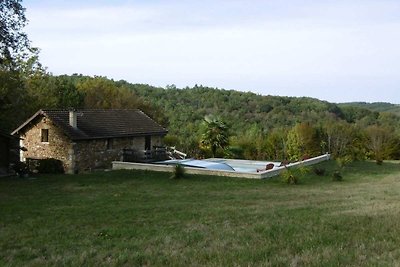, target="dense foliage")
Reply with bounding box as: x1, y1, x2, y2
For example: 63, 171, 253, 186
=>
122, 82, 400, 161
2, 72, 399, 162
339, 102, 400, 116
0, 0, 36, 68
